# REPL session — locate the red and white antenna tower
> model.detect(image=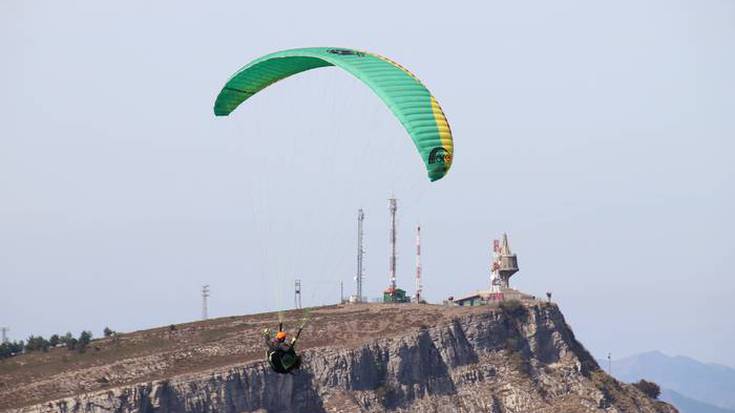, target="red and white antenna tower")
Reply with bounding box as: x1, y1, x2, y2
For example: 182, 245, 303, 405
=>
415, 225, 423, 303
490, 239, 503, 299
